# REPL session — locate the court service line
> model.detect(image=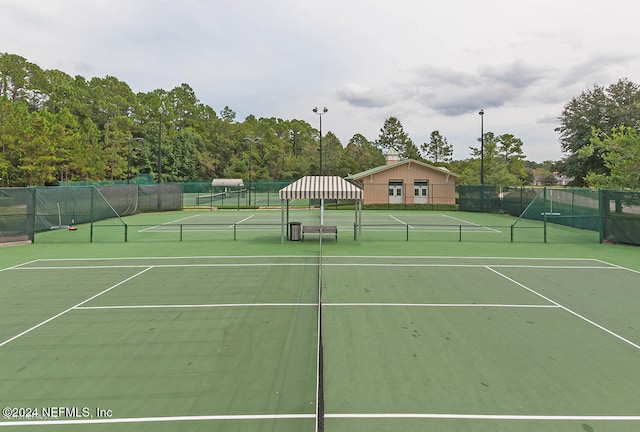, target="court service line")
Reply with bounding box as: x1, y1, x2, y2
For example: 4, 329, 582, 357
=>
388, 214, 413, 228
486, 266, 640, 352
165, 214, 203, 224
76, 303, 317, 310
0, 267, 153, 348
439, 214, 502, 233
325, 303, 560, 308
0, 259, 40, 272
0, 414, 315, 427
138, 214, 202, 233
230, 214, 254, 228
